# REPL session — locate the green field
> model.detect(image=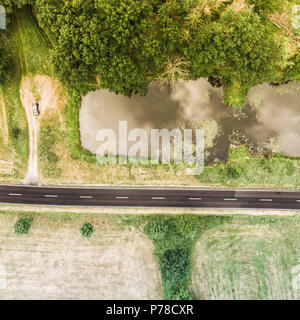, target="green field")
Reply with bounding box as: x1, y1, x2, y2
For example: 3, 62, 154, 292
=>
191, 222, 296, 299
